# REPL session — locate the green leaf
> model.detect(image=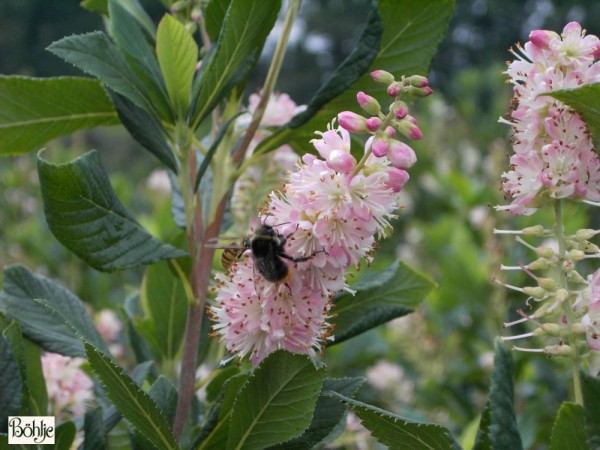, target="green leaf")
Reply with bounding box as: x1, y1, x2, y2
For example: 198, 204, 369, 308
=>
0, 76, 118, 155
84, 407, 107, 450
47, 31, 155, 114
478, 338, 523, 450
85, 342, 179, 450
473, 402, 492, 450
284, 2, 381, 132
156, 14, 198, 117
195, 373, 250, 450
550, 402, 587, 450
109, 91, 178, 172
108, 0, 172, 122
268, 377, 364, 450
226, 350, 325, 450
205, 366, 242, 404
194, 113, 242, 192
582, 370, 600, 449
55, 421, 77, 450
81, 0, 108, 15
548, 84, 600, 150
191, 0, 282, 127
38, 150, 186, 272
148, 377, 179, 425
140, 261, 188, 362
326, 391, 460, 450
257, 0, 454, 154
330, 260, 435, 345
0, 334, 23, 433
0, 264, 109, 357
2, 323, 48, 416
204, 0, 233, 42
